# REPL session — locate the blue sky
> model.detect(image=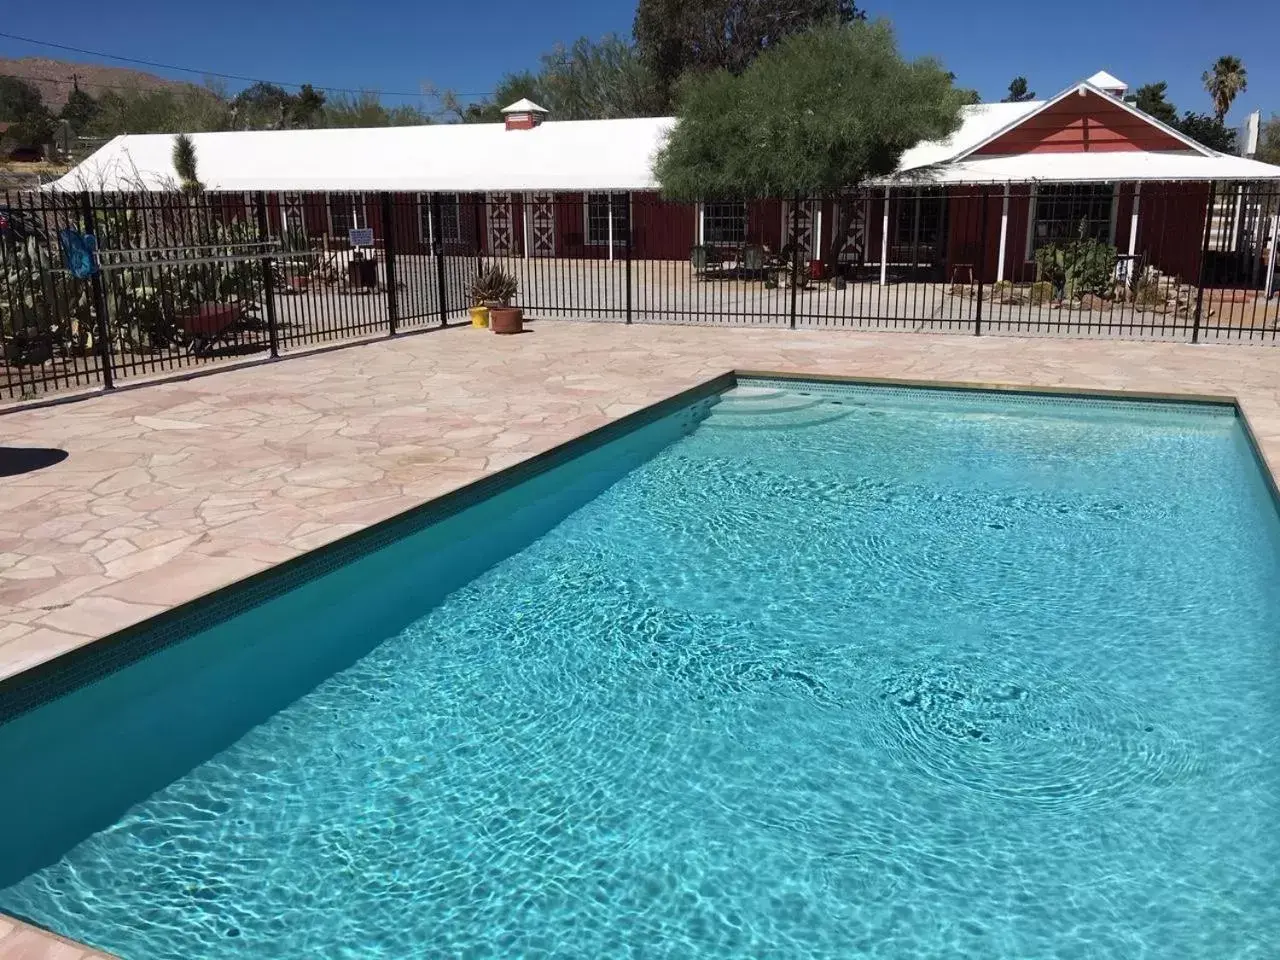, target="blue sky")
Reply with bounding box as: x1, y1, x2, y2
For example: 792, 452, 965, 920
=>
2, 0, 1275, 123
